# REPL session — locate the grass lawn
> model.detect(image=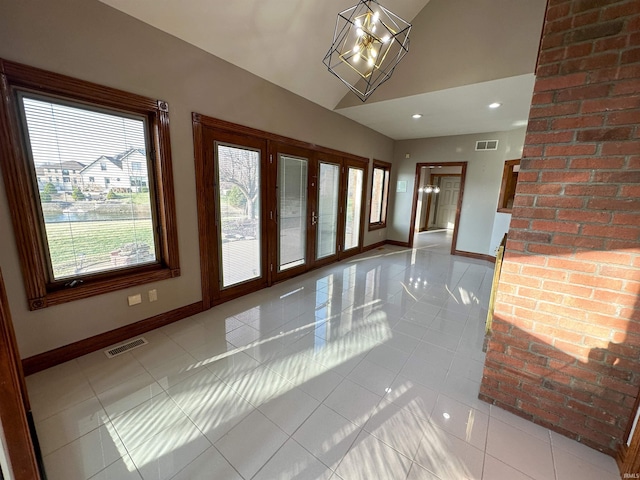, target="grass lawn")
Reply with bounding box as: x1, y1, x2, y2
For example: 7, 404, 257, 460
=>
45, 219, 155, 278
